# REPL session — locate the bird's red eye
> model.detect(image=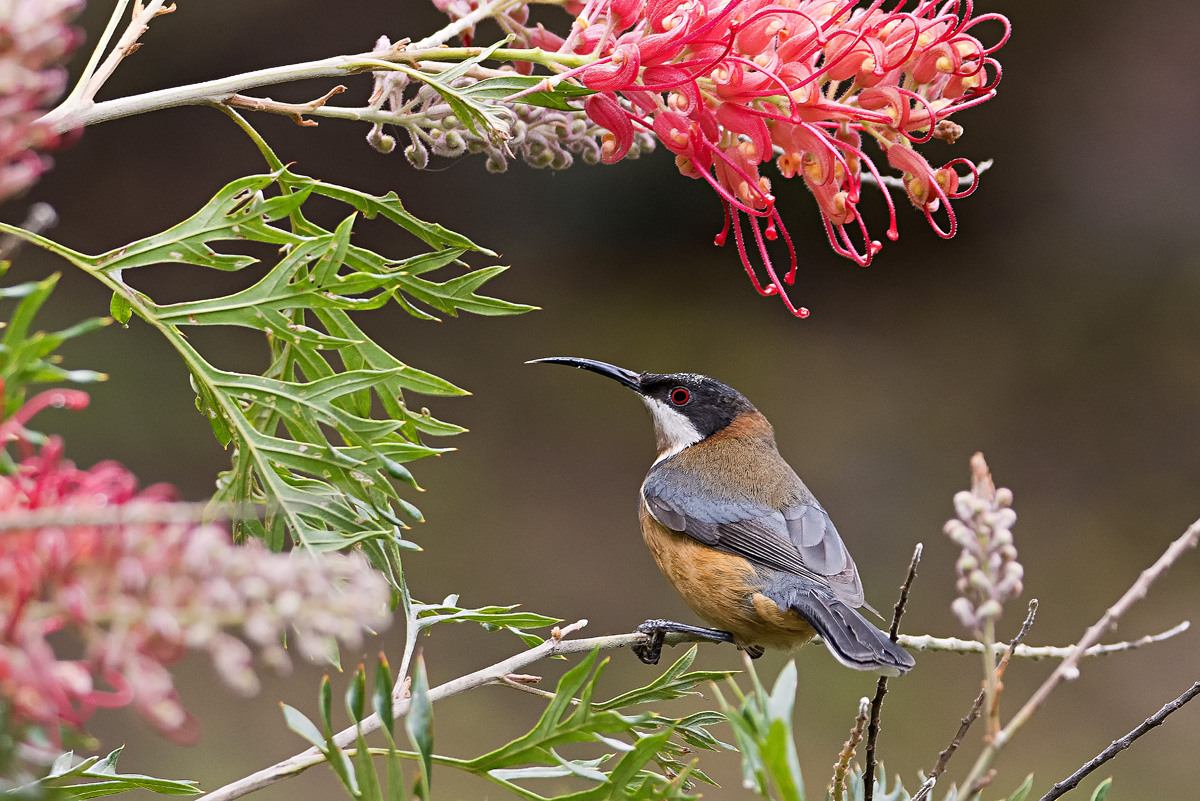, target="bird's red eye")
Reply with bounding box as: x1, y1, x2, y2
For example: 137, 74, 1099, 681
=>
670, 387, 690, 405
